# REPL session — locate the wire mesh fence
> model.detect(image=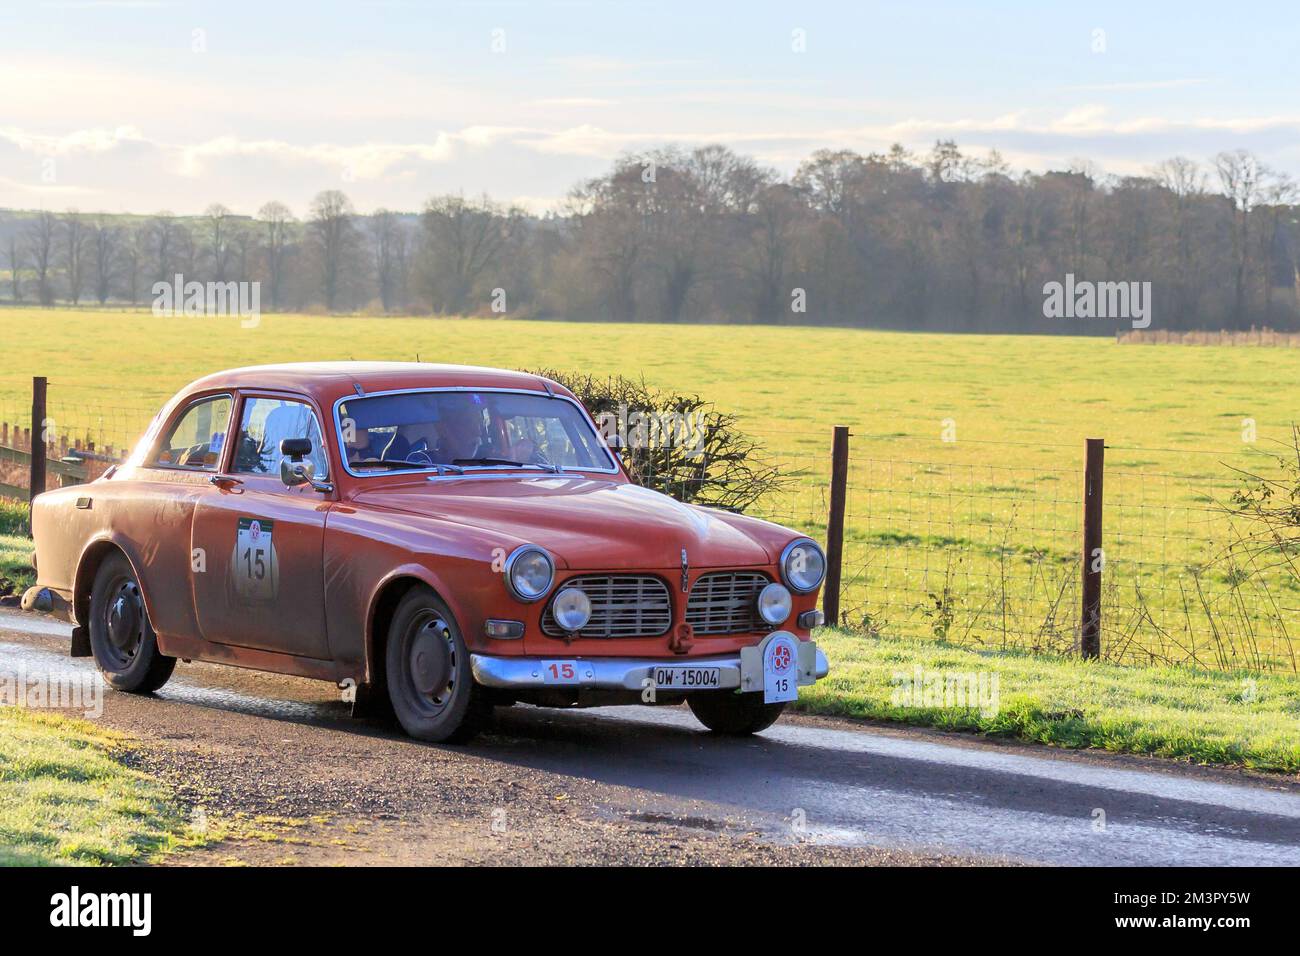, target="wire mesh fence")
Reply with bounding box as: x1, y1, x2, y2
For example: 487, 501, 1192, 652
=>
748, 431, 1299, 674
